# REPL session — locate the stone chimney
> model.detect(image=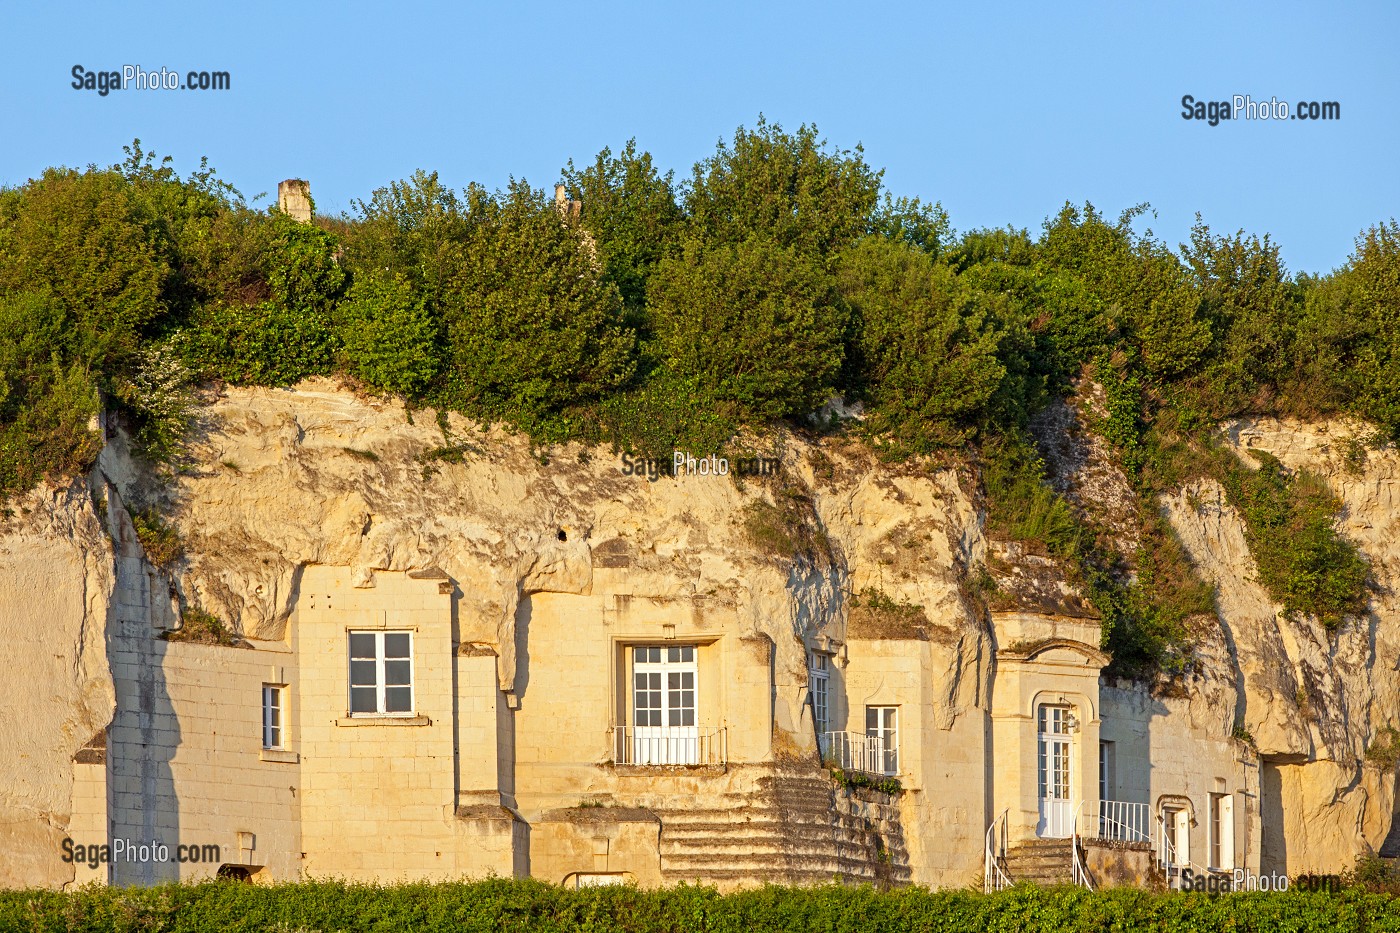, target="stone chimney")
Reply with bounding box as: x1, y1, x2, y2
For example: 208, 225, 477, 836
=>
277, 179, 312, 223
554, 184, 581, 222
